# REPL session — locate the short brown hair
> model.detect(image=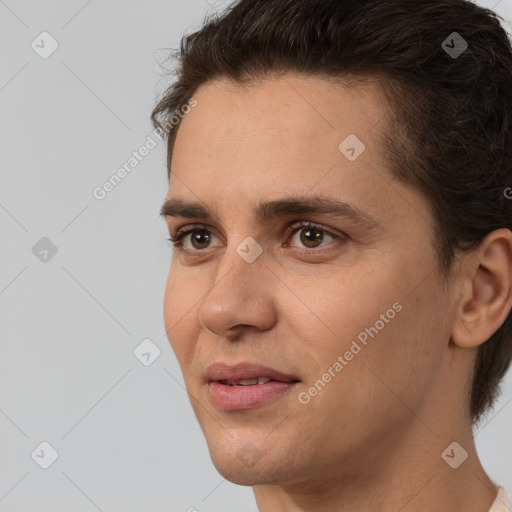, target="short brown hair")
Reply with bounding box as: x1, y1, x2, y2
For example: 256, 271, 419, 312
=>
151, 0, 512, 424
